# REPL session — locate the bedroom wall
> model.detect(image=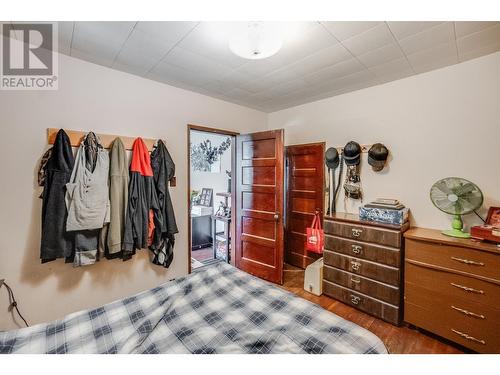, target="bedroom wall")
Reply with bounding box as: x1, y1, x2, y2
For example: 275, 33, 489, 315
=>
268, 52, 500, 230
0, 52, 267, 330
